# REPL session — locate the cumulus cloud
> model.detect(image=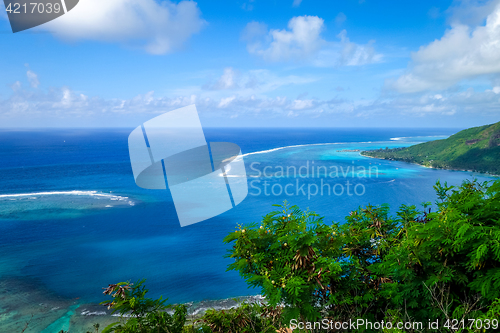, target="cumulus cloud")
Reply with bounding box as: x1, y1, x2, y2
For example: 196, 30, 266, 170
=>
290, 99, 317, 110
6, 62, 498, 127
218, 96, 236, 108
335, 30, 380, 66
0, 79, 348, 124
42, 0, 206, 54
204, 68, 238, 90
361, 87, 500, 122
243, 15, 381, 66
1, 86, 90, 119
390, 2, 500, 93
26, 70, 40, 88
2, 78, 499, 127
249, 16, 324, 62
